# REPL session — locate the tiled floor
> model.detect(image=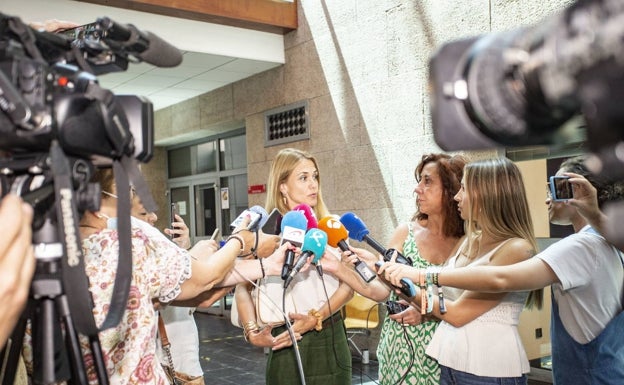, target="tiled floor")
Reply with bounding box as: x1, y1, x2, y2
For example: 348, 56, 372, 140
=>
195, 312, 379, 385
195, 312, 552, 385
